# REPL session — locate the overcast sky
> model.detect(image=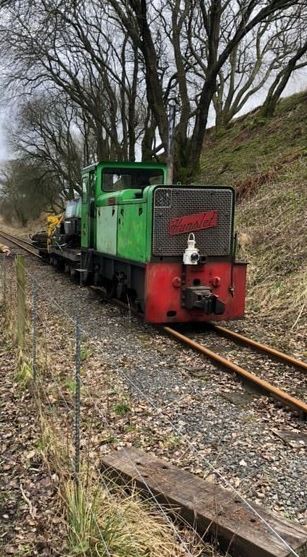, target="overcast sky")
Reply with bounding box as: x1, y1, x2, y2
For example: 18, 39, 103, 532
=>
0, 69, 306, 162
0, 113, 8, 161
